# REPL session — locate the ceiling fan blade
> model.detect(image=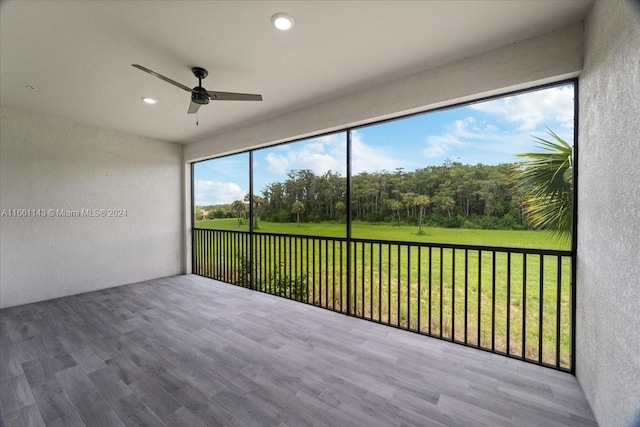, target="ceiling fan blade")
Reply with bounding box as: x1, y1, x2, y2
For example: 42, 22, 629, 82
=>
132, 64, 192, 92
187, 100, 202, 114
207, 91, 263, 101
